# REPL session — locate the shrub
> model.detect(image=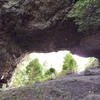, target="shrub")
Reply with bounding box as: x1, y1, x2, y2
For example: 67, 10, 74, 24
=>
62, 53, 78, 74
26, 58, 42, 84
45, 67, 56, 76
69, 0, 100, 32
